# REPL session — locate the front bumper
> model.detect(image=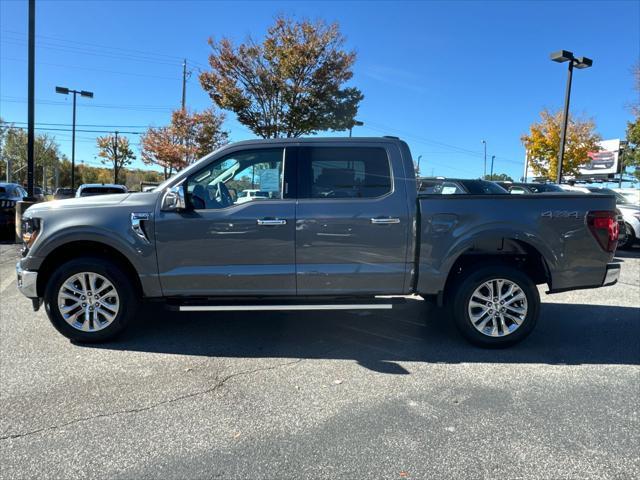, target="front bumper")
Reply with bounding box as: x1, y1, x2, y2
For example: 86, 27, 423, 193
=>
16, 262, 38, 298
602, 263, 620, 287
